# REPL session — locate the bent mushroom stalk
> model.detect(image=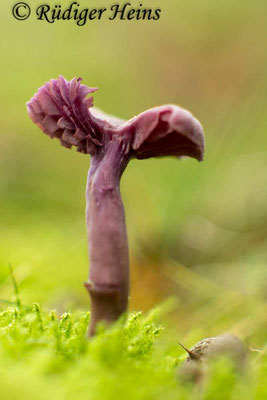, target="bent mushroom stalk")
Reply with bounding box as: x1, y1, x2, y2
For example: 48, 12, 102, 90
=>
27, 76, 205, 335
